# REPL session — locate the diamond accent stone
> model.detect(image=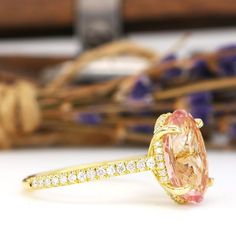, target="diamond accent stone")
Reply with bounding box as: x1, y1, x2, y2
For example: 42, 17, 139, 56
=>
107, 165, 116, 176
97, 167, 106, 178
59, 175, 67, 185
38, 179, 44, 188
156, 154, 164, 161
52, 176, 59, 186
32, 179, 38, 188
87, 169, 96, 180
160, 176, 169, 183
146, 158, 155, 169
77, 171, 86, 182
137, 159, 146, 171
157, 162, 165, 169
68, 173, 77, 183
44, 178, 51, 187
156, 146, 163, 154
126, 161, 136, 172
156, 140, 163, 147
159, 169, 167, 177
117, 163, 126, 174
